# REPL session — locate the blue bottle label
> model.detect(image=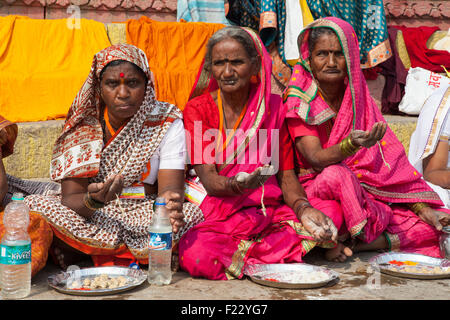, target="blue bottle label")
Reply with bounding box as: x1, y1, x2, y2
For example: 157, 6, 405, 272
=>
0, 243, 32, 265
149, 232, 172, 250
